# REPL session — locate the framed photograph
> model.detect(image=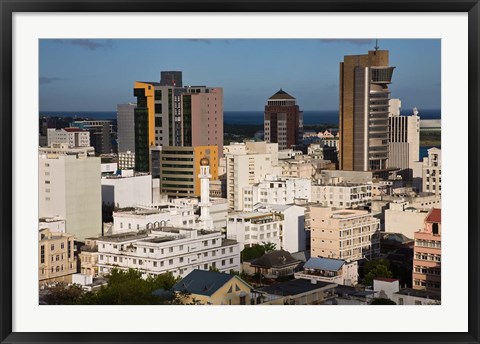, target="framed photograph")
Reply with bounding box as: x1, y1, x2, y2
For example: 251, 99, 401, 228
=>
1, 1, 478, 343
